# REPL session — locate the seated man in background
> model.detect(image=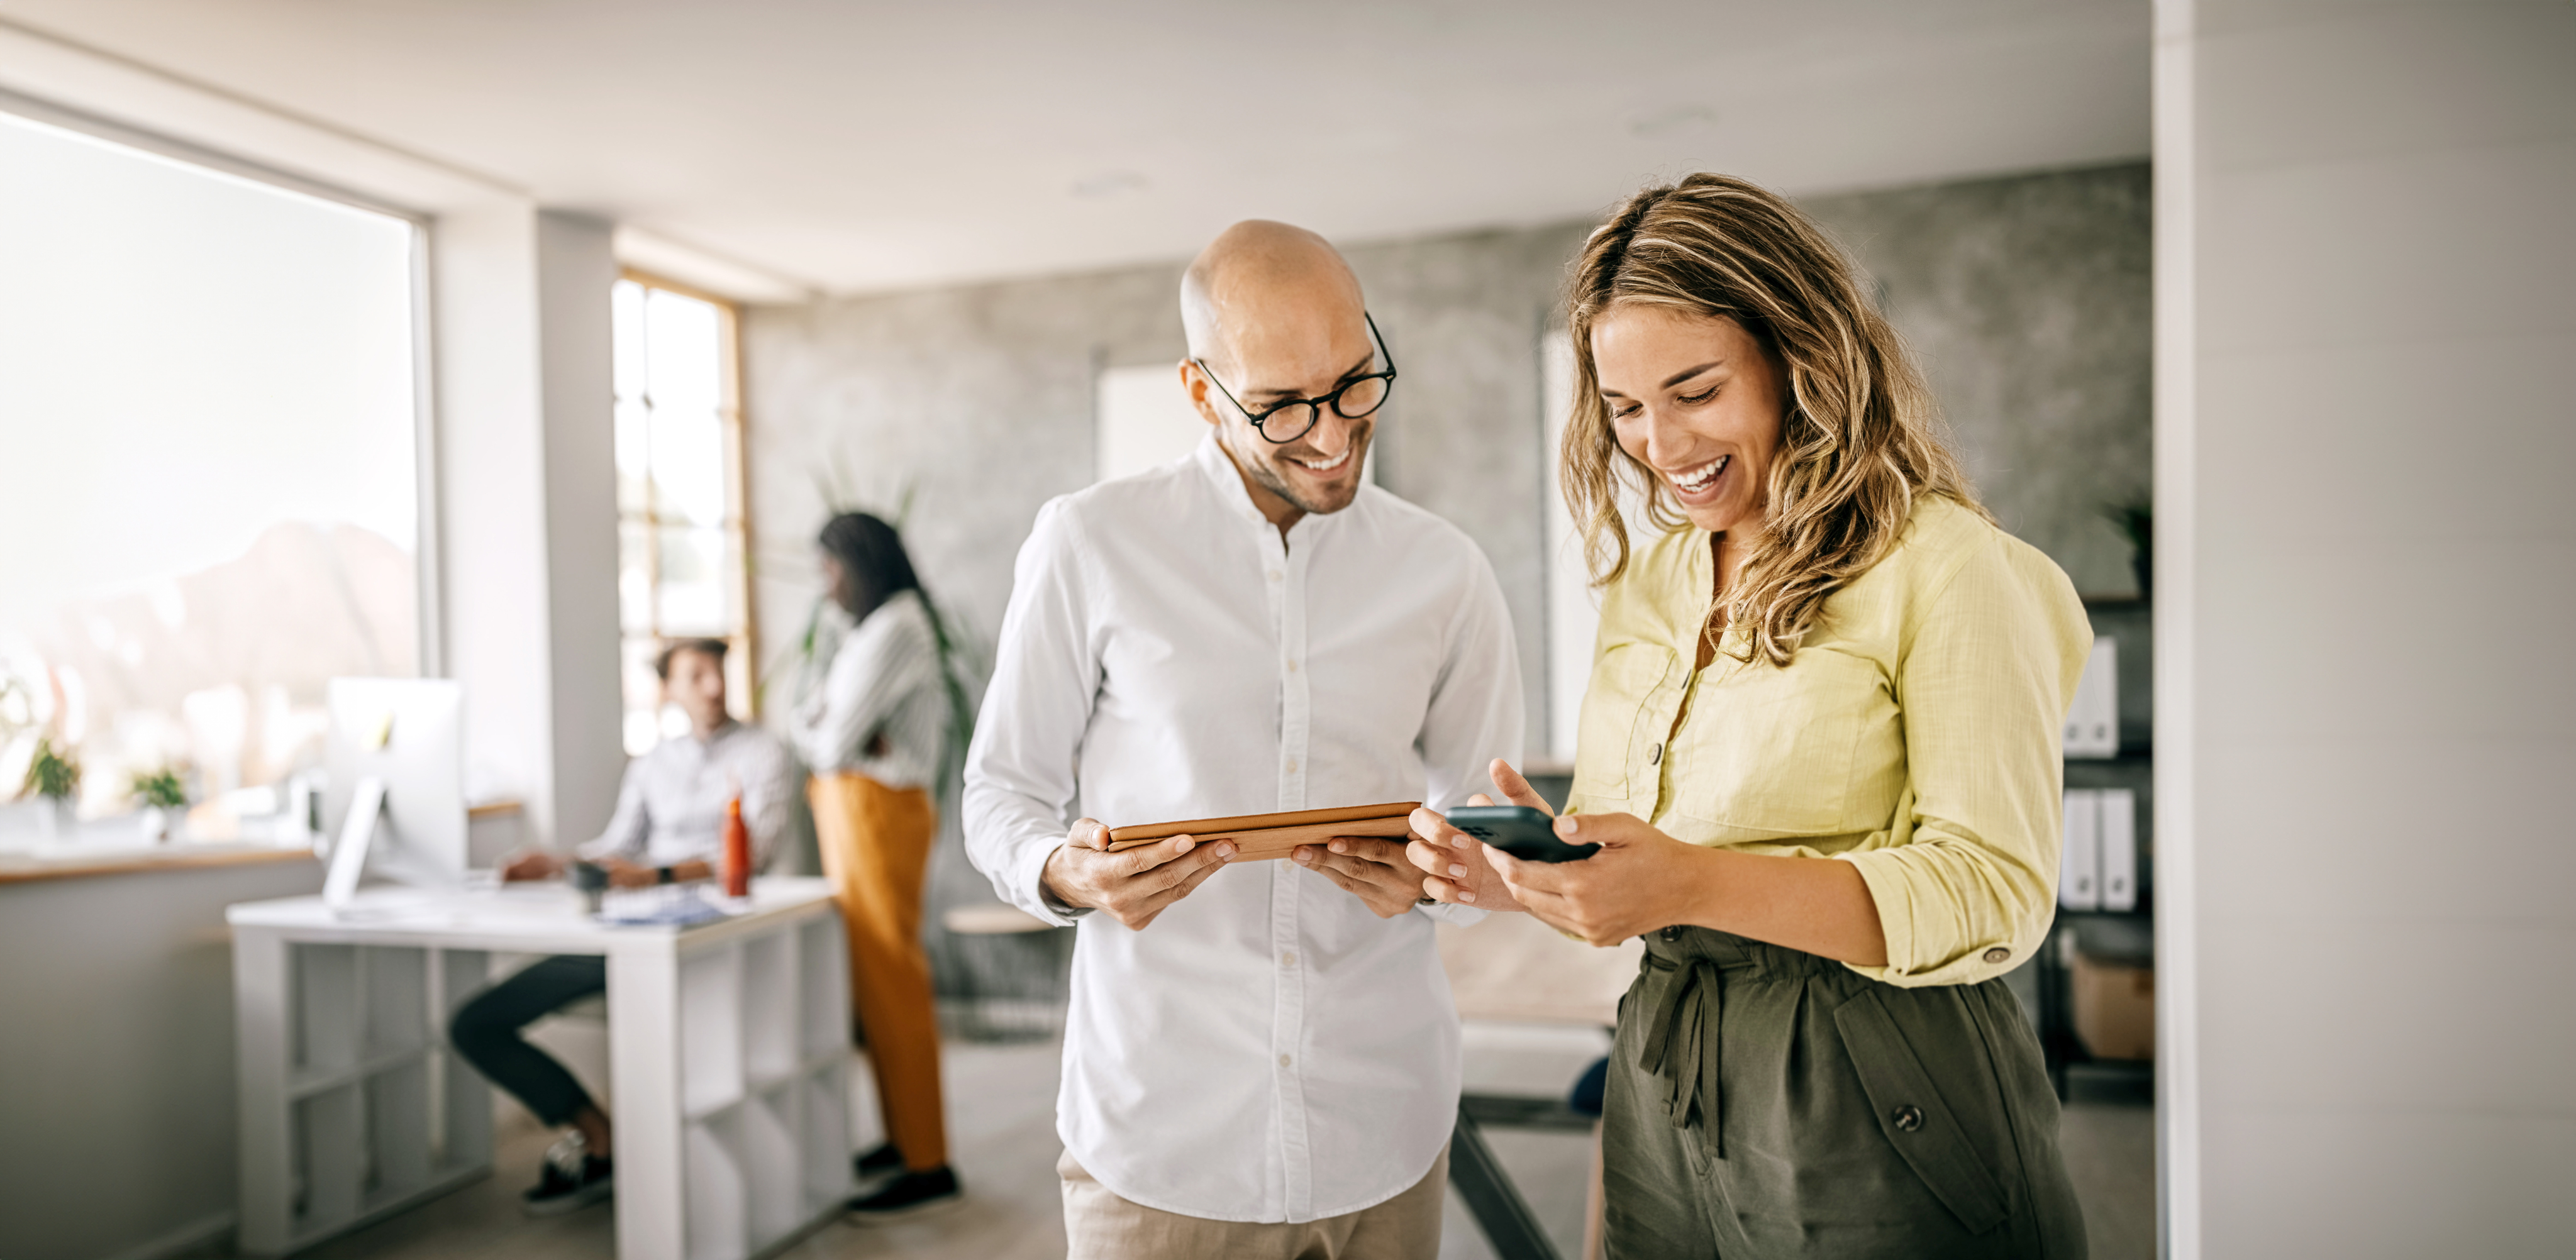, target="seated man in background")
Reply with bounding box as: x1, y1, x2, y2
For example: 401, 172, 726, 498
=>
449, 638, 795, 1215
